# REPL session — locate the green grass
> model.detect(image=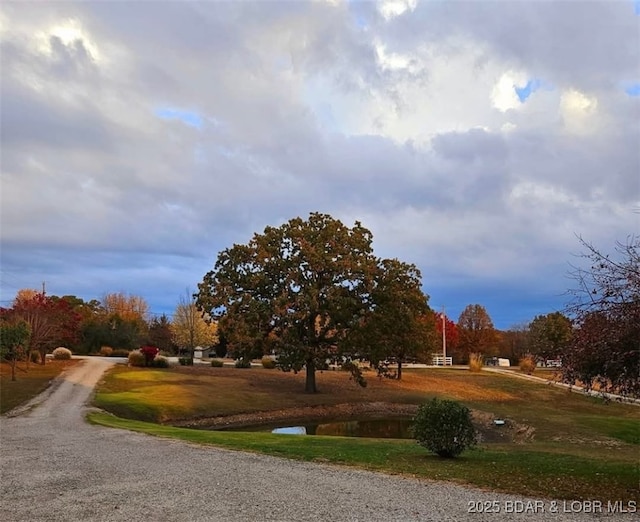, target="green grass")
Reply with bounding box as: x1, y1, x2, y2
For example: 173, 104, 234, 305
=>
88, 412, 640, 502
91, 365, 640, 501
